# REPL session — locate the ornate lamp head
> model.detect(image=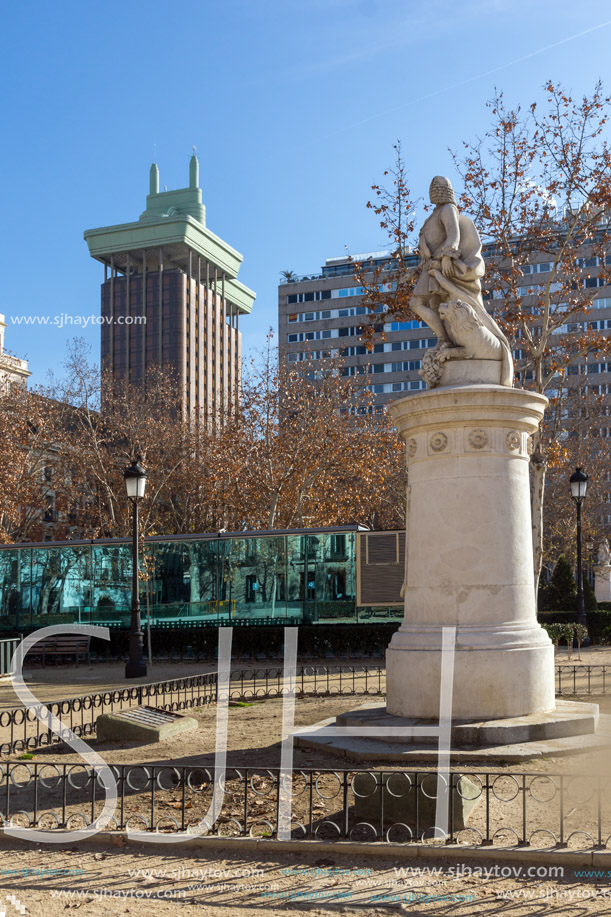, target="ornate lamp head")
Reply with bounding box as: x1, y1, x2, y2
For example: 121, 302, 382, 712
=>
429, 176, 456, 206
